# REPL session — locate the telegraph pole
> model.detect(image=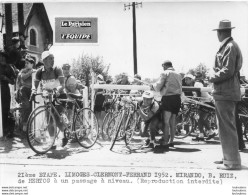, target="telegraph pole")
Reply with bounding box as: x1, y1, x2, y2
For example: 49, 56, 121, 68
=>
124, 2, 142, 75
